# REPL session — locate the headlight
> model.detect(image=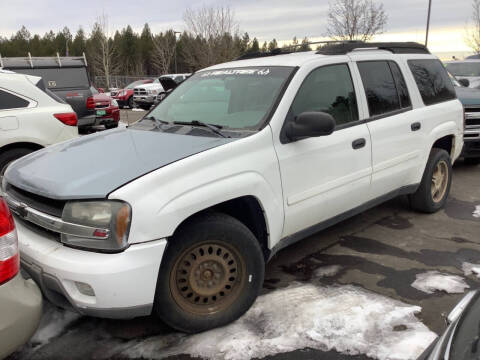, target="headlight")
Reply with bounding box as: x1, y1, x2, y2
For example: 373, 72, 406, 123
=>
61, 201, 131, 252
148, 89, 158, 95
